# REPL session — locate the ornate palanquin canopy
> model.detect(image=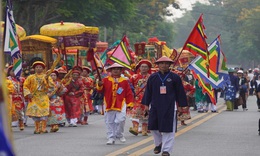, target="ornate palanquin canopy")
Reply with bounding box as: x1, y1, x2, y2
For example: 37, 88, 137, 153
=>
20, 35, 57, 44
20, 35, 57, 69
85, 26, 99, 34
40, 21, 85, 36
